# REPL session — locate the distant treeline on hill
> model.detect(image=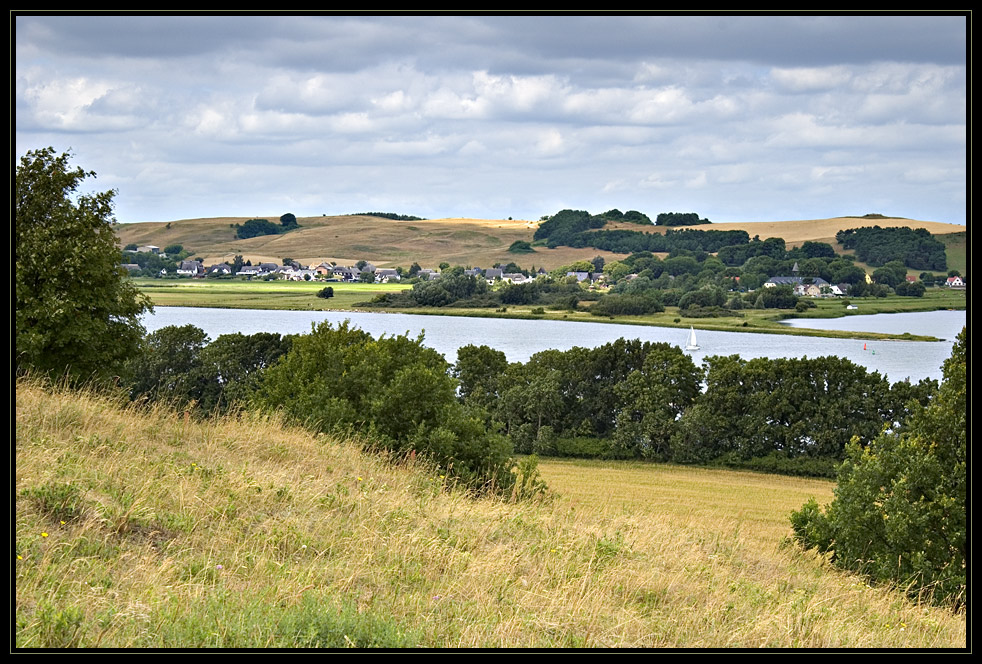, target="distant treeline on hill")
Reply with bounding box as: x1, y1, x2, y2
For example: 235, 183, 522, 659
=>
656, 212, 712, 226
836, 226, 947, 271
235, 213, 299, 239
534, 208, 725, 252
353, 212, 427, 221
